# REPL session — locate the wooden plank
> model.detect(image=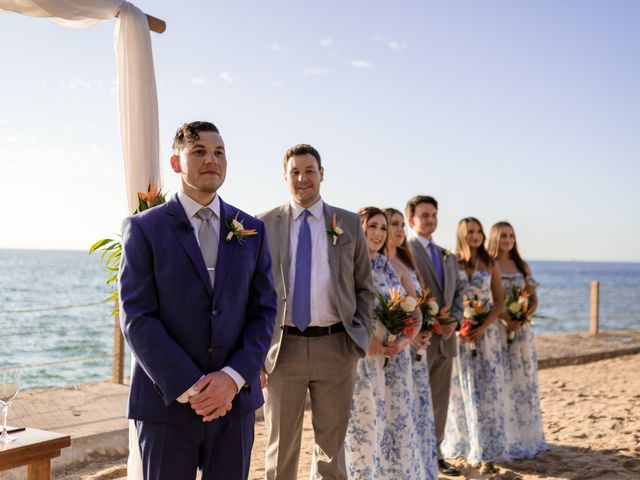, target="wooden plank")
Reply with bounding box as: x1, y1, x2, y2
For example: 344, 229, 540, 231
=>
0, 428, 70, 472
27, 459, 51, 480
